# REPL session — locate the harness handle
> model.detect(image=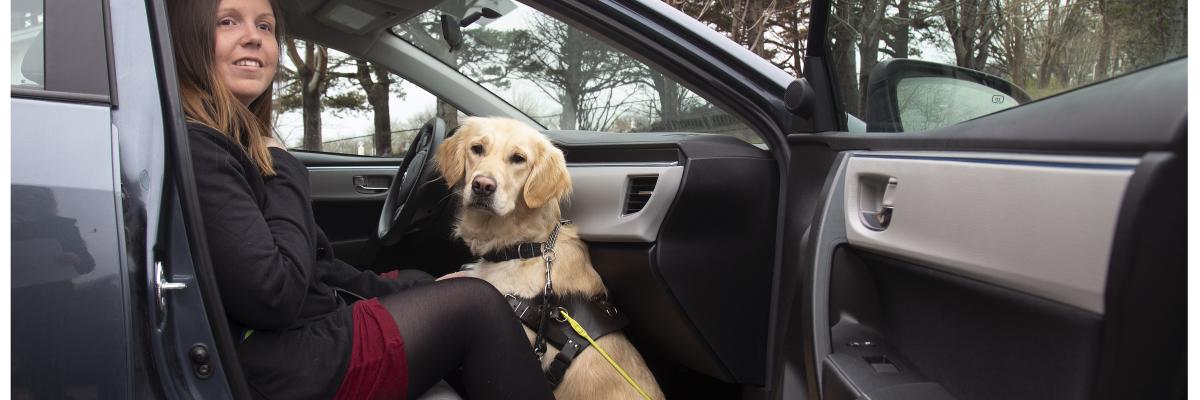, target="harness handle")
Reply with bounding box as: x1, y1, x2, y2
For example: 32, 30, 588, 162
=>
559, 309, 652, 400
